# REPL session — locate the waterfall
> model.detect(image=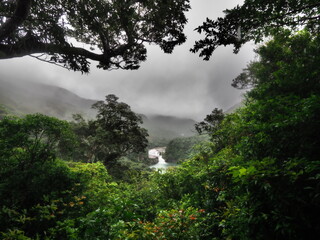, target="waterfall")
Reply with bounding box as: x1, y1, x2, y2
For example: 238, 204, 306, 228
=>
158, 155, 166, 164
149, 147, 174, 170
149, 147, 177, 171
